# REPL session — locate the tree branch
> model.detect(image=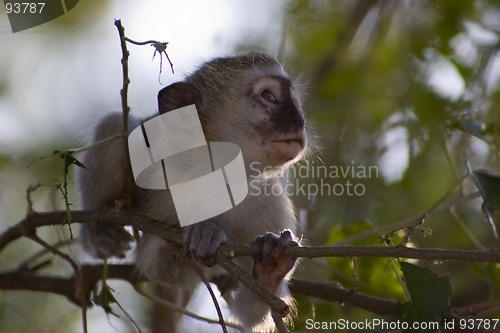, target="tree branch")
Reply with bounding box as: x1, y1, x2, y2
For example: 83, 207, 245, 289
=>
1, 208, 499, 330
2, 263, 496, 333
0, 265, 398, 324
0, 264, 138, 306
2, 209, 500, 263
0, 210, 181, 252
289, 278, 396, 316
219, 244, 500, 263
